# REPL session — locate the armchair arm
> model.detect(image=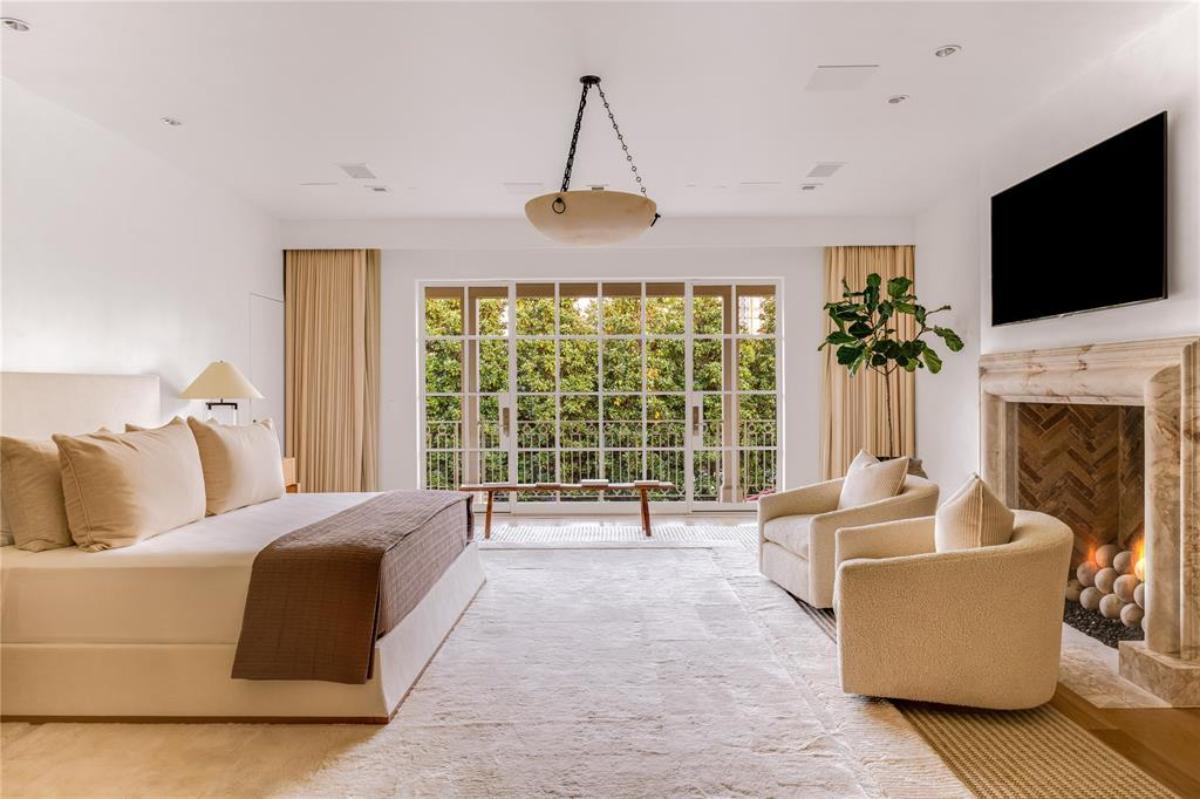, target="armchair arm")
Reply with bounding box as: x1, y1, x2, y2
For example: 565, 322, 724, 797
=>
808, 488, 940, 579
834, 516, 935, 569
757, 478, 842, 525
835, 540, 1069, 709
